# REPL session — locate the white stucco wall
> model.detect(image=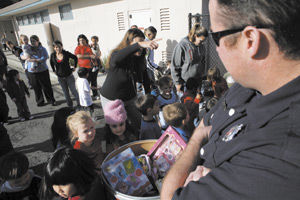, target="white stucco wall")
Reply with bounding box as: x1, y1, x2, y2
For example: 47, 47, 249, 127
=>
14, 0, 204, 66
